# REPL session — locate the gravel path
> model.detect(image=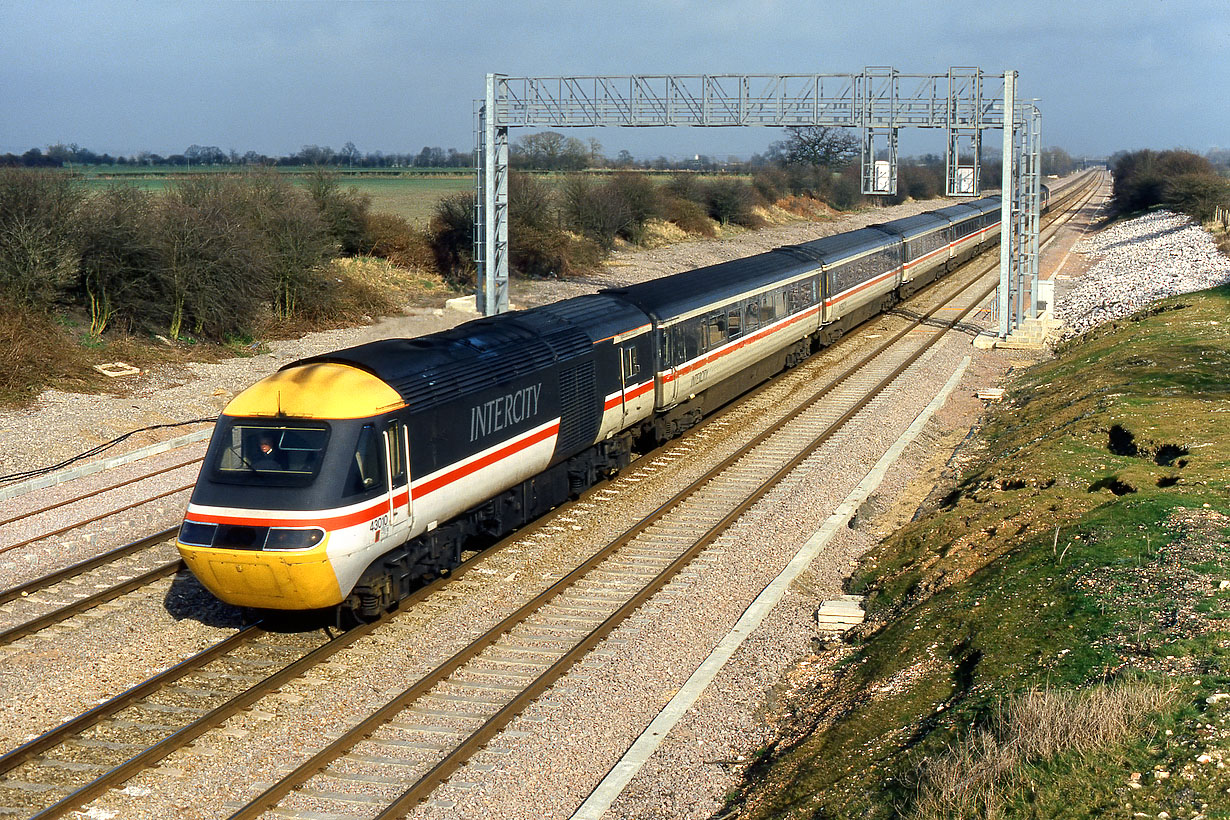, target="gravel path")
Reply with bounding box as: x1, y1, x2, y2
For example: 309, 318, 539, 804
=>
1058, 209, 1230, 338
